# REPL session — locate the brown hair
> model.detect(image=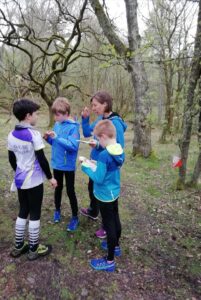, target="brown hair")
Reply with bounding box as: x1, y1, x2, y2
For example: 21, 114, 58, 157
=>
91, 91, 113, 113
94, 120, 116, 138
51, 97, 71, 115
